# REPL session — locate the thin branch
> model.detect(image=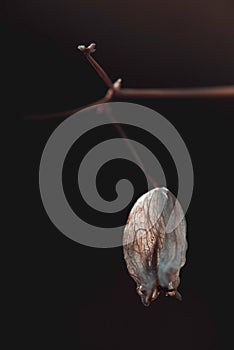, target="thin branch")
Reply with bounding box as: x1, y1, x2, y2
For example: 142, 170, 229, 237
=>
24, 96, 107, 121
103, 103, 158, 188
117, 85, 234, 99
24, 42, 234, 121
24, 42, 234, 189
78, 43, 234, 99
24, 85, 117, 121
78, 43, 114, 89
